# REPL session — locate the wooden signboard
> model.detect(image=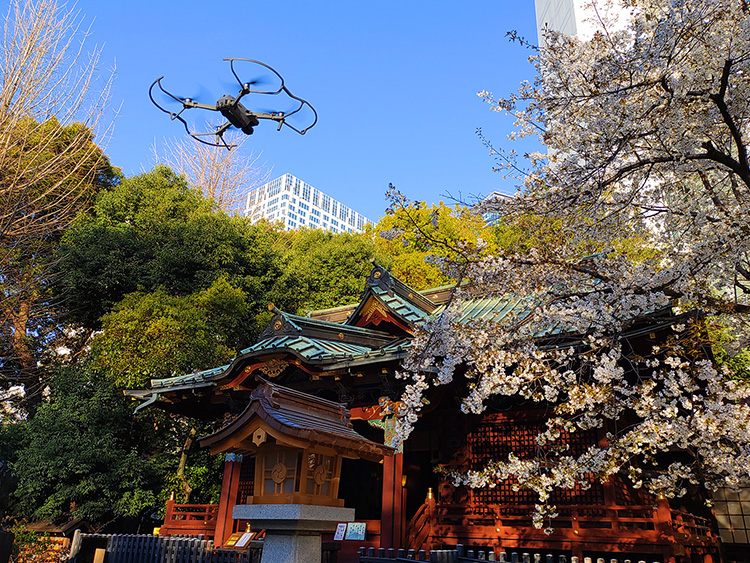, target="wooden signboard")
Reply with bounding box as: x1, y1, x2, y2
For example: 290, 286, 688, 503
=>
224, 532, 256, 548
